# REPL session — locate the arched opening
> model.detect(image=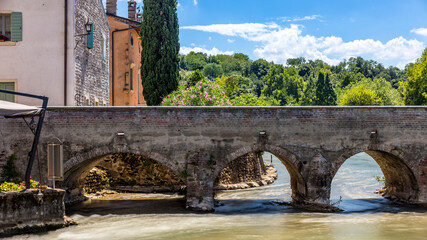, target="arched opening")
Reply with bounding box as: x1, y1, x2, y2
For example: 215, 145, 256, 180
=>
331, 151, 418, 211
213, 150, 302, 212
61, 152, 186, 210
